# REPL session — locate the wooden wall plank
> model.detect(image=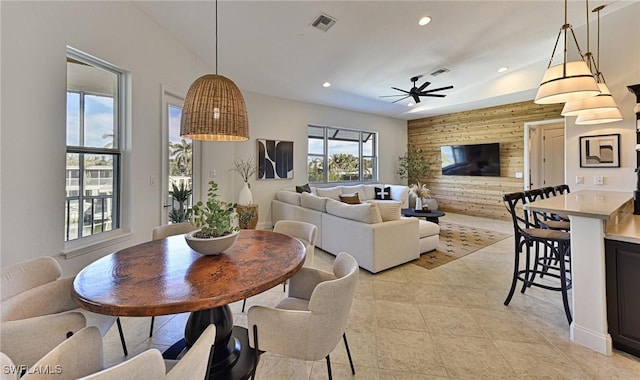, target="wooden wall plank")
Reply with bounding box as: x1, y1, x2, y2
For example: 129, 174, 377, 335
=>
407, 100, 563, 220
